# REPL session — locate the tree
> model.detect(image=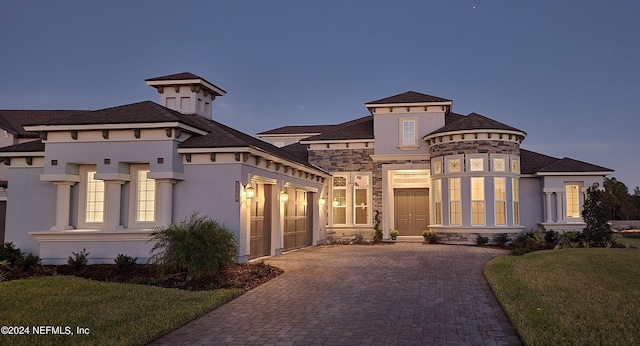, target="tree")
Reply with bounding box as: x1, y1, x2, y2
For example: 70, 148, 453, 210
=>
582, 183, 613, 247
